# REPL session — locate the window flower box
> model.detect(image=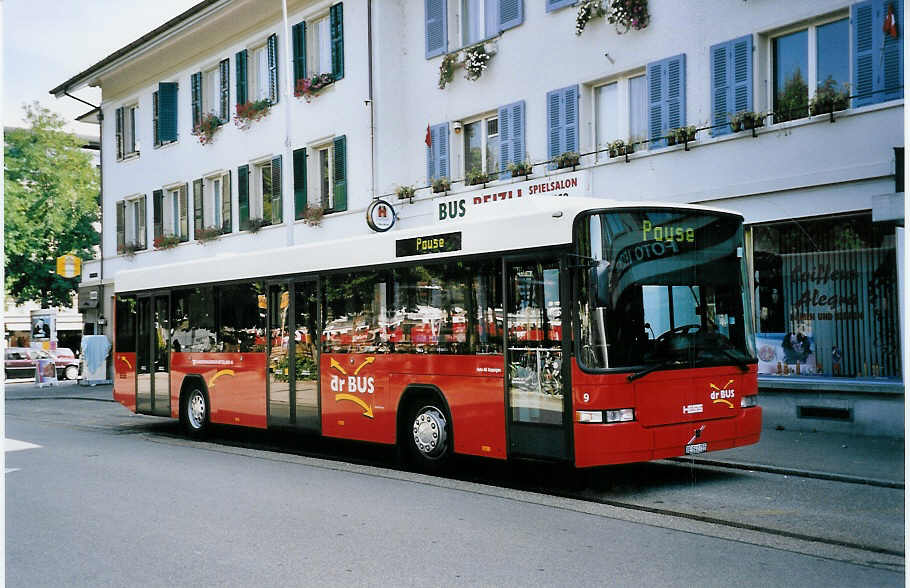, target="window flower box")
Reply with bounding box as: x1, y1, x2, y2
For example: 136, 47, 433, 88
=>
195, 226, 221, 244
233, 99, 271, 130
295, 74, 336, 103
192, 113, 223, 145
153, 235, 181, 250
